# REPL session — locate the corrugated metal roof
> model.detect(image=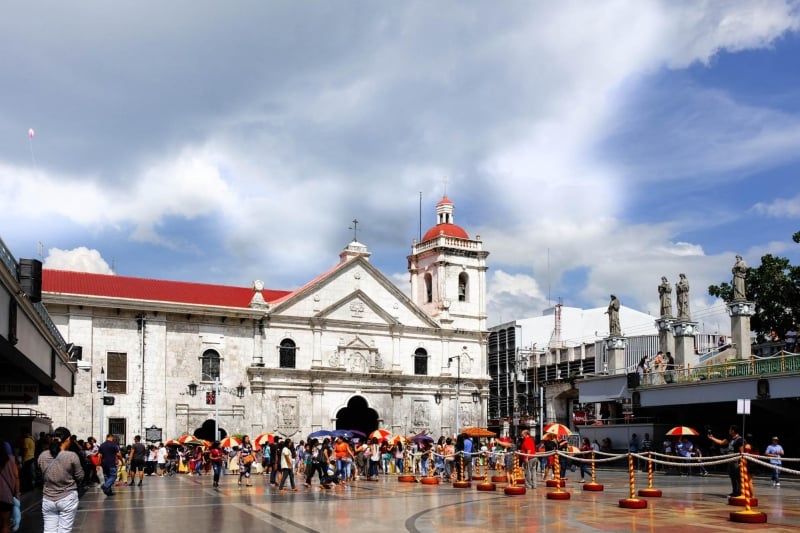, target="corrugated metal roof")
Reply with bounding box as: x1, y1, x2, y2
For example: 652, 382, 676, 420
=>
42, 269, 291, 308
